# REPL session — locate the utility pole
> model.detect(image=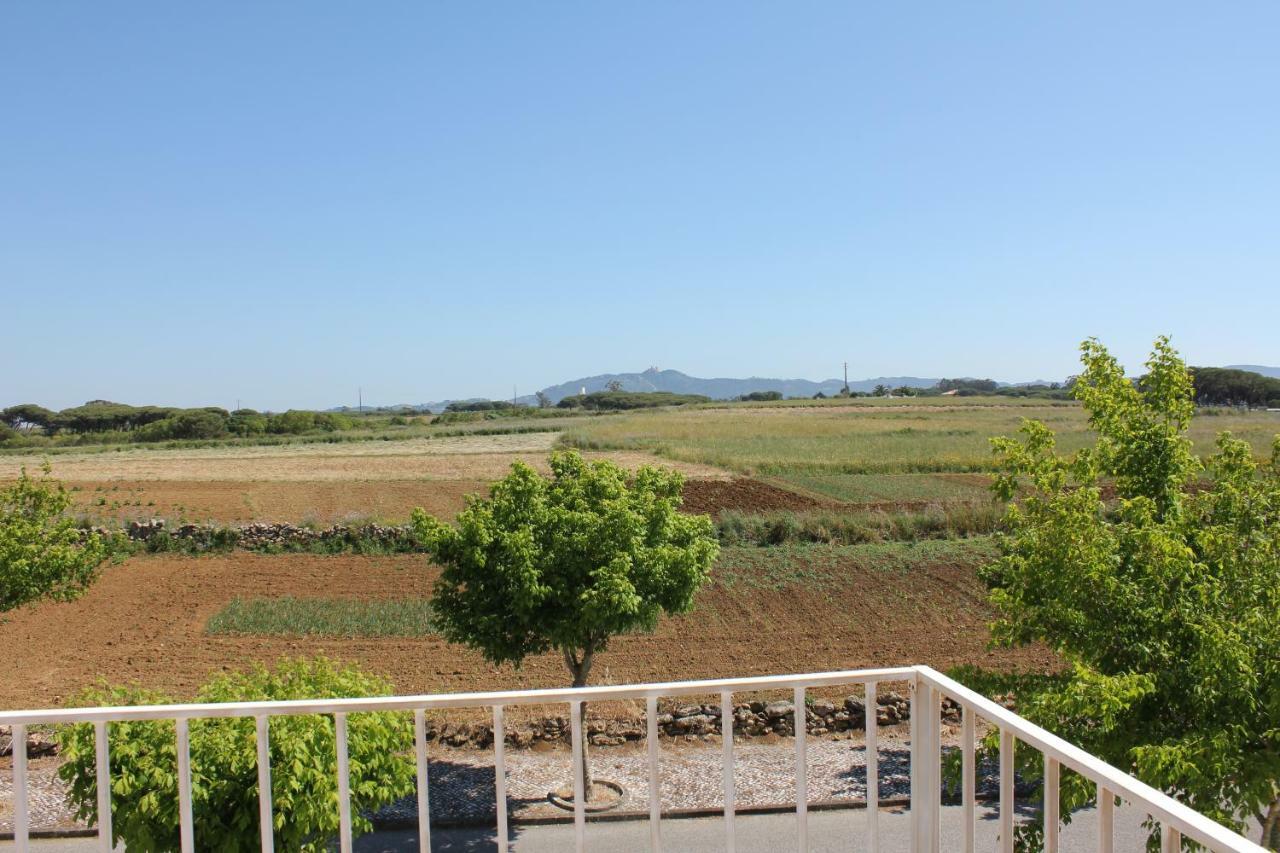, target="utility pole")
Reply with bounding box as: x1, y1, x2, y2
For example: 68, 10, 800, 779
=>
358, 388, 363, 414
